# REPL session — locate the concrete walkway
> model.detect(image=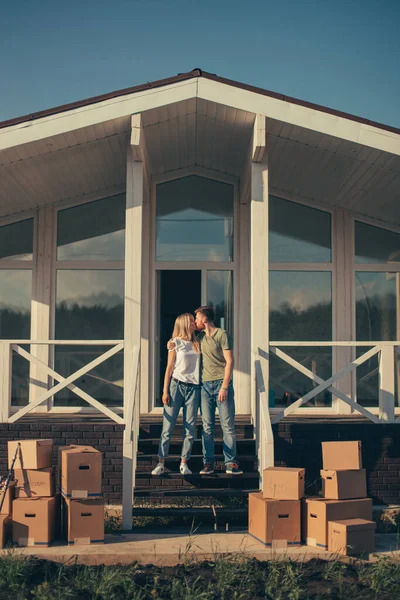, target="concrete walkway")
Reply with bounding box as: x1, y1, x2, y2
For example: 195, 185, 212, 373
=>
1, 532, 399, 566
